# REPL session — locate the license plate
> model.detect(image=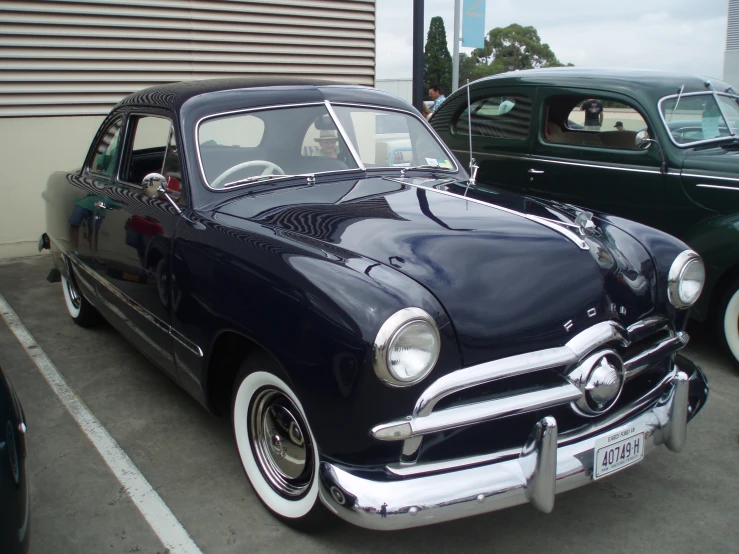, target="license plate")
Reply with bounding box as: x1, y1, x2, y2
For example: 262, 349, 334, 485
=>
593, 423, 645, 479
